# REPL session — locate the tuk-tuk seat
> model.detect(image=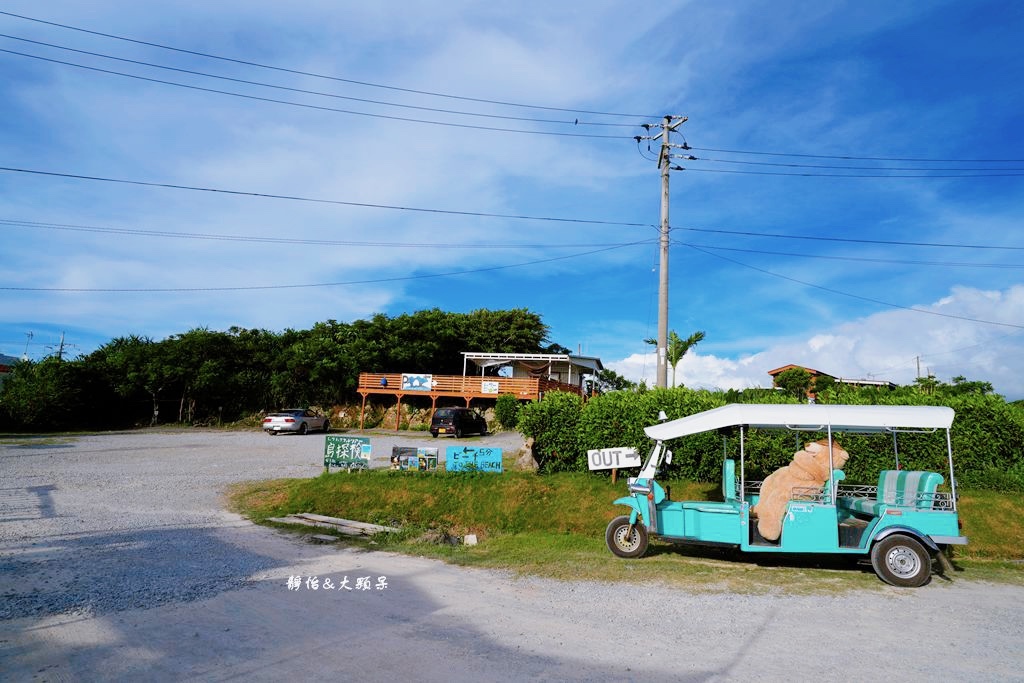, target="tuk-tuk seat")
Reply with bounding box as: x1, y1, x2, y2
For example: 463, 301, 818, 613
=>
824, 470, 845, 504
722, 459, 737, 503
839, 470, 944, 516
